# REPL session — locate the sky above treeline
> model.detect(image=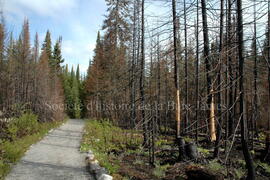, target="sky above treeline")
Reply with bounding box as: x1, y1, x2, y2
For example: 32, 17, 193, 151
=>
2, 0, 107, 74
1, 0, 268, 74
1, 0, 170, 74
